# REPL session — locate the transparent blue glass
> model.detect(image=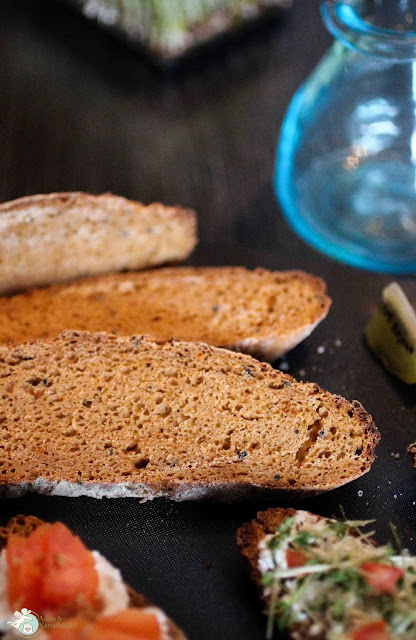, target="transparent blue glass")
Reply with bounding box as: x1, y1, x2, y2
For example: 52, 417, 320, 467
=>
276, 0, 416, 273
